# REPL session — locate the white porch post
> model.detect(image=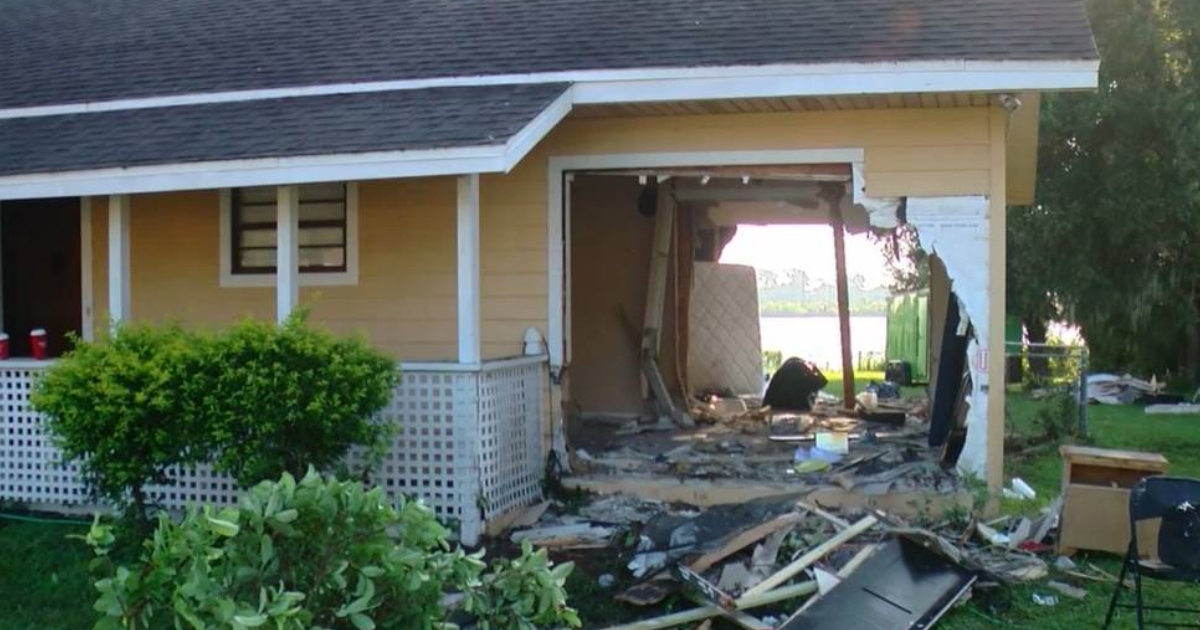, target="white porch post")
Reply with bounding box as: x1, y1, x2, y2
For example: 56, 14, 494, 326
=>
107, 194, 131, 325
457, 174, 481, 364
276, 185, 300, 323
